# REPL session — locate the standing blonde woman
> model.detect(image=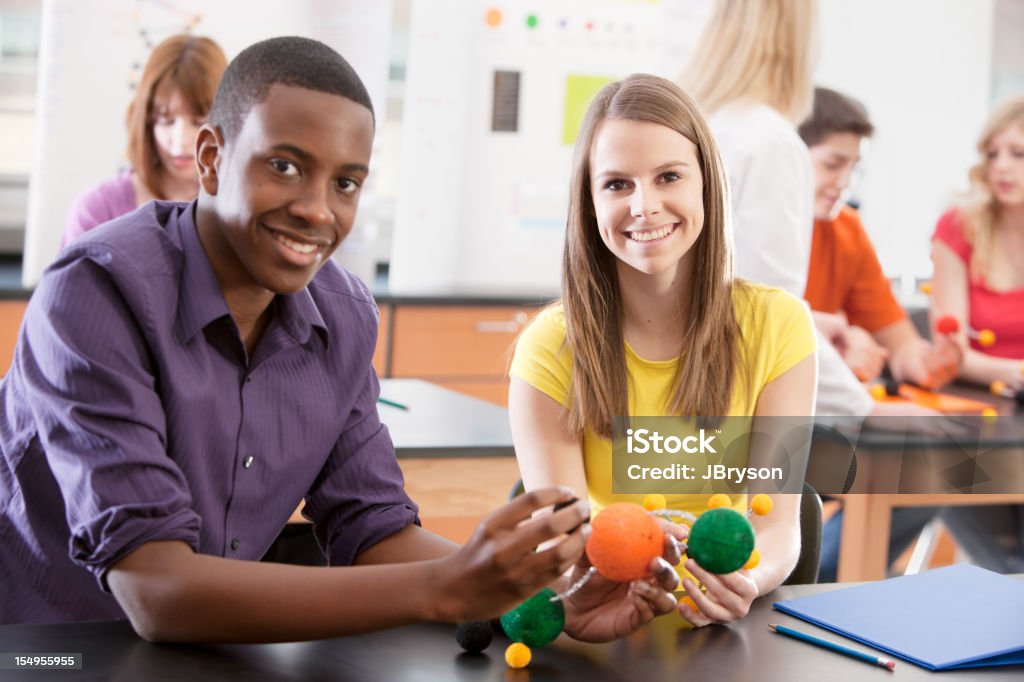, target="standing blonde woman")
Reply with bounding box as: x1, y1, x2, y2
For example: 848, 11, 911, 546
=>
61, 35, 227, 246
682, 0, 916, 421
681, 0, 818, 298
510, 74, 816, 628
